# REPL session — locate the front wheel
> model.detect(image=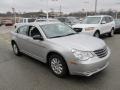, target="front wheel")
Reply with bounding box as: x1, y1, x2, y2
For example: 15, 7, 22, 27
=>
49, 54, 68, 78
